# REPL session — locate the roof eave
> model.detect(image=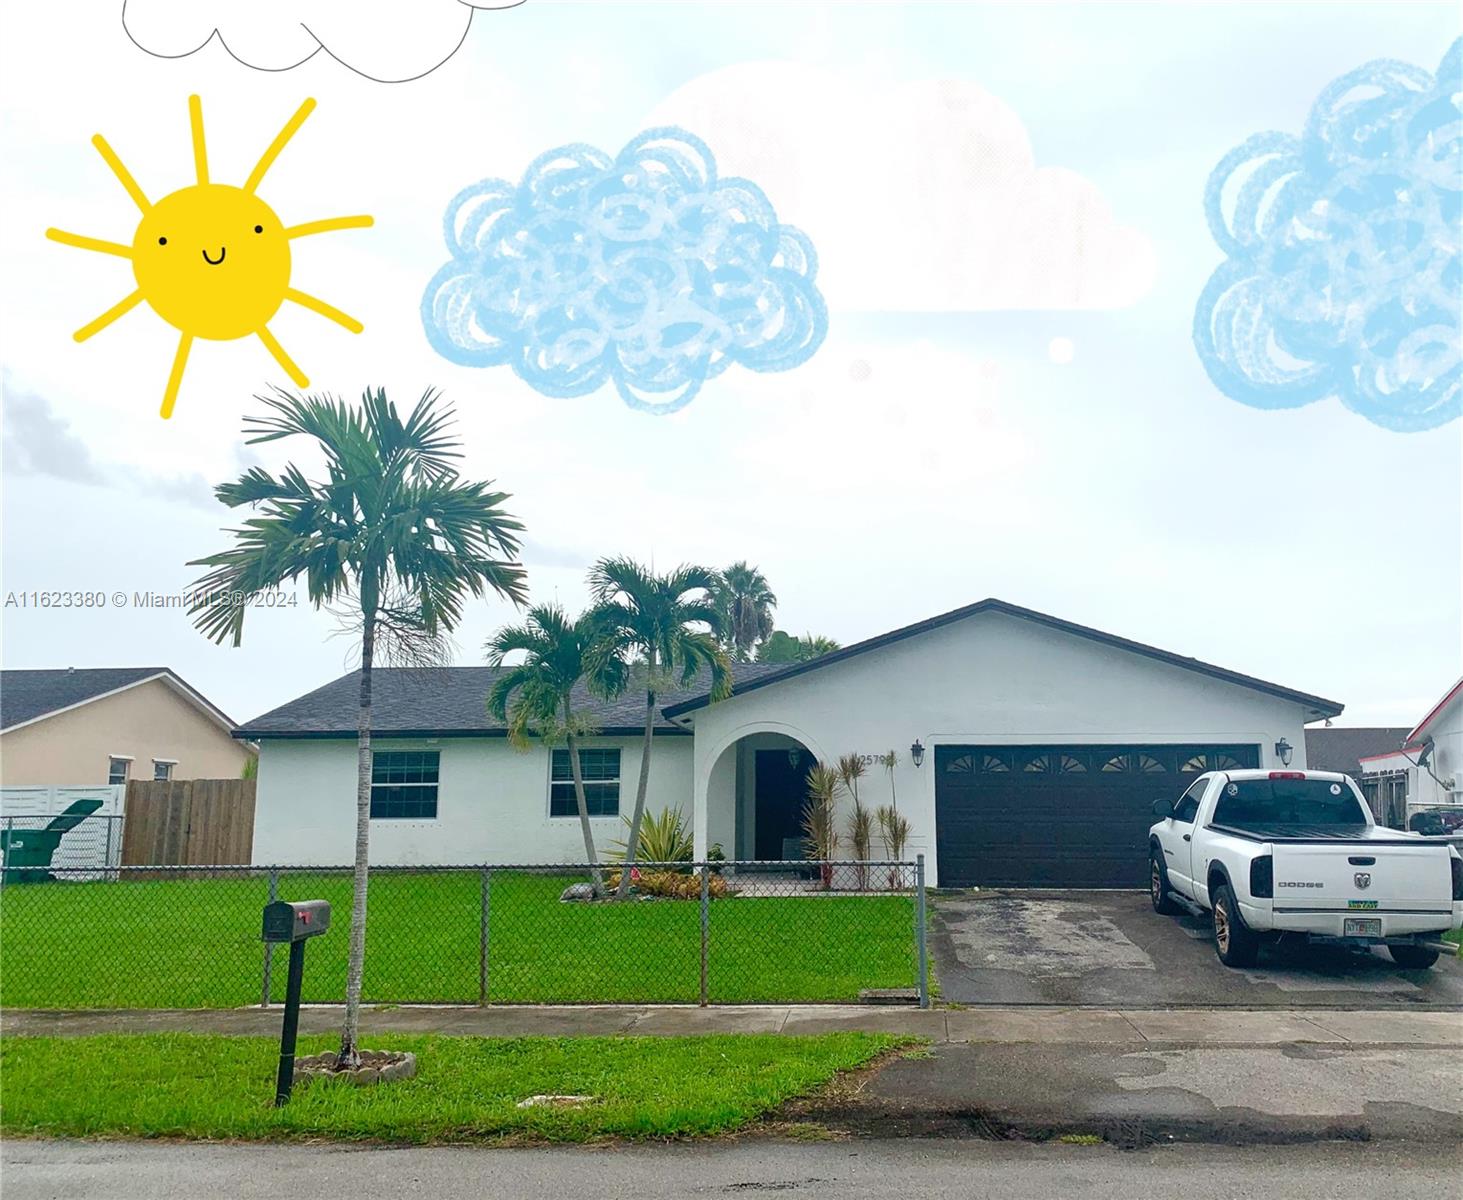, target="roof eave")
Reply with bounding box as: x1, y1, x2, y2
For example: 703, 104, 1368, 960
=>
661, 599, 1346, 720
236, 726, 693, 741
